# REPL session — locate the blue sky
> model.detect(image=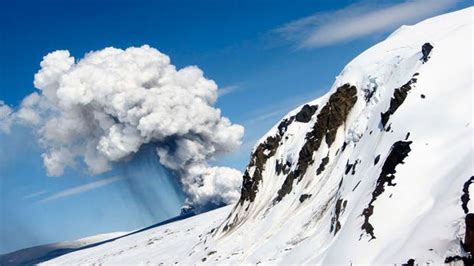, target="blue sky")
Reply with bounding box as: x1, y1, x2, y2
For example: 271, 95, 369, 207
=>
0, 0, 470, 254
